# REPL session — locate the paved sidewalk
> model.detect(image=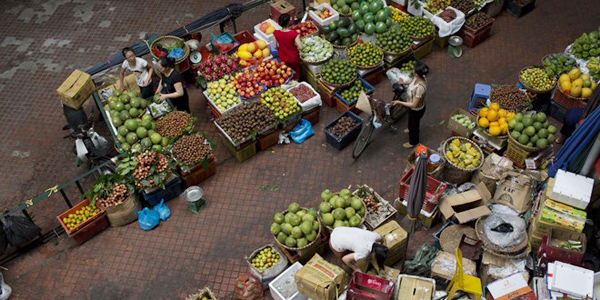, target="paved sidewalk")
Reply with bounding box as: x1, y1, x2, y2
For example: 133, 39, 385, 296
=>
0, 0, 598, 299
